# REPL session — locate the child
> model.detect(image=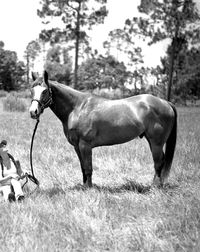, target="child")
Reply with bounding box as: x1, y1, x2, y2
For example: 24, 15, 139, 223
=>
0, 140, 24, 202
